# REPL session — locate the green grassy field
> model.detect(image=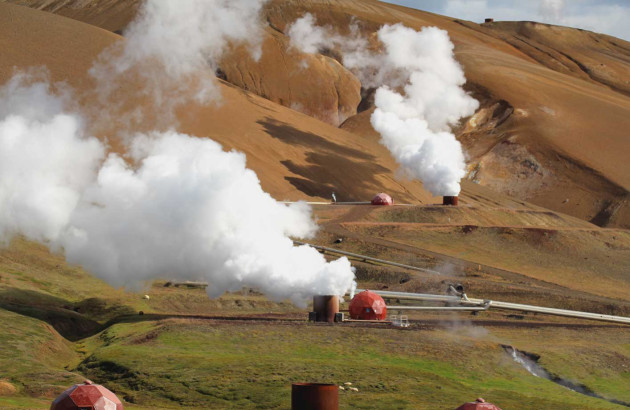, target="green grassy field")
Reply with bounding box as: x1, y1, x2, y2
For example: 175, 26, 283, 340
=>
45, 319, 630, 409
1, 227, 630, 409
